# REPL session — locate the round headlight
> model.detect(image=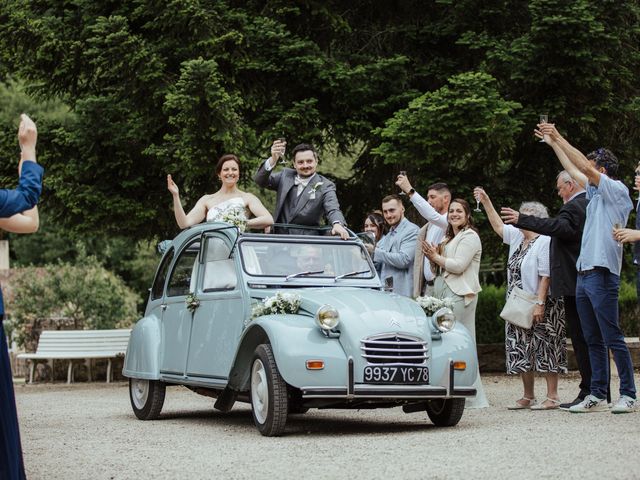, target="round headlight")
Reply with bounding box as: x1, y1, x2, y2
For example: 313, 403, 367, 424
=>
432, 307, 456, 333
315, 305, 340, 331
